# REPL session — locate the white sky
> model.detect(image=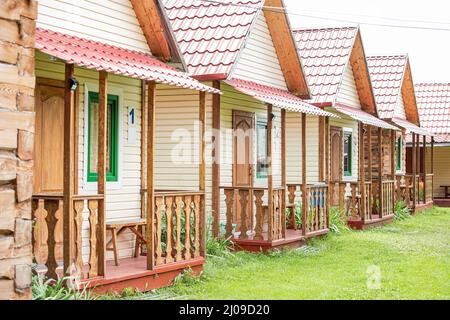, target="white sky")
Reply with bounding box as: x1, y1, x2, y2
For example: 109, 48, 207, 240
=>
284, 0, 450, 83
